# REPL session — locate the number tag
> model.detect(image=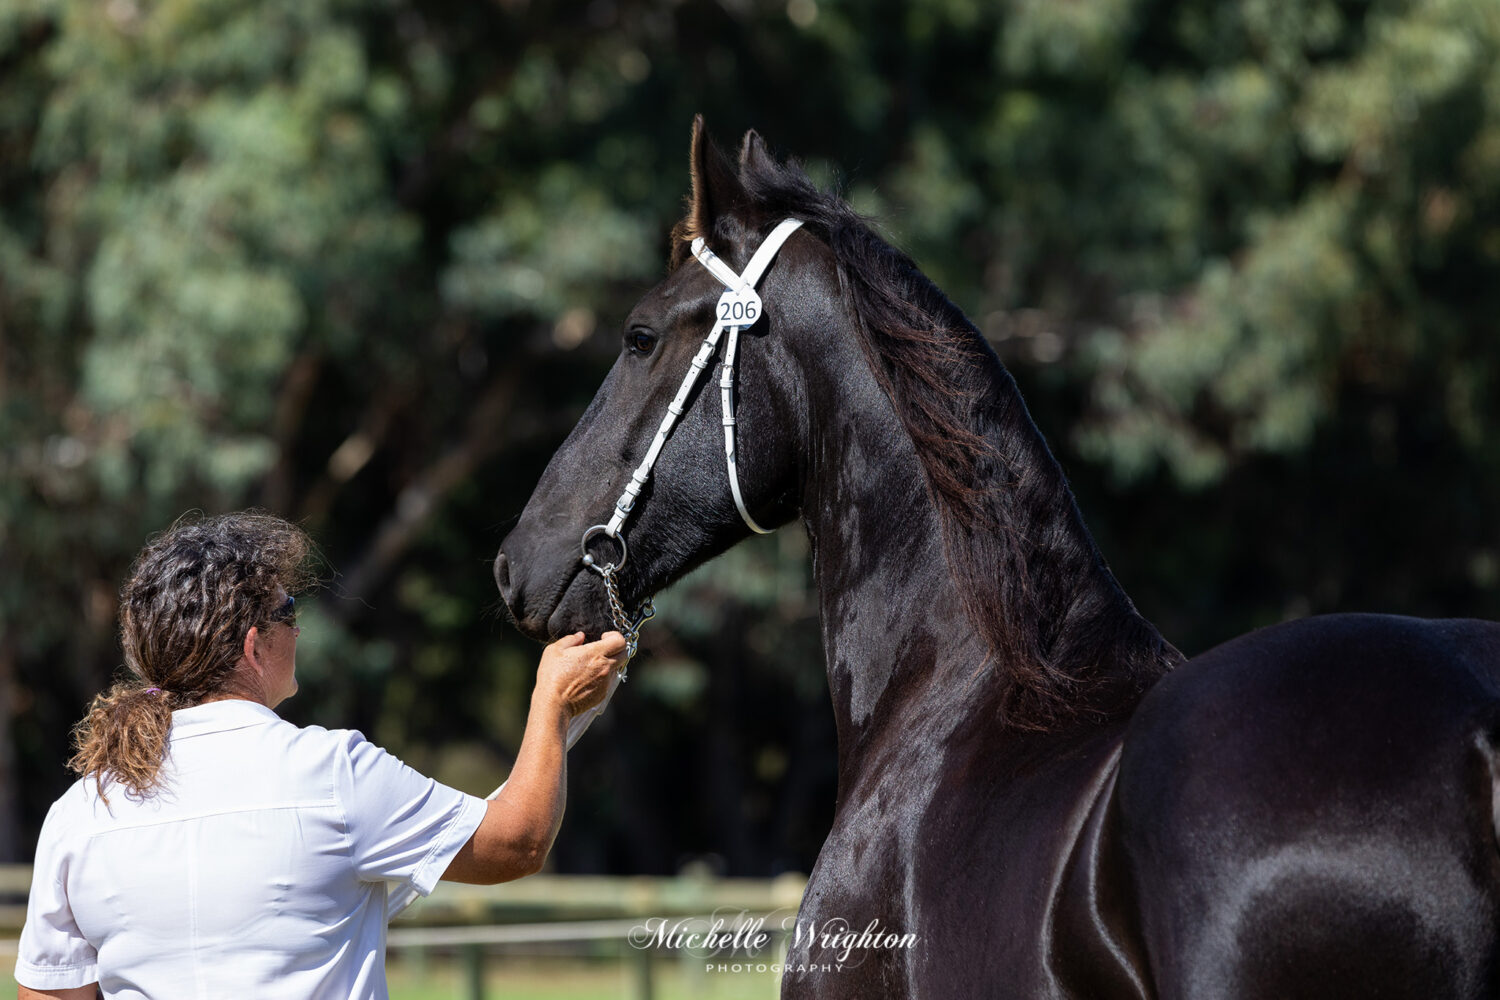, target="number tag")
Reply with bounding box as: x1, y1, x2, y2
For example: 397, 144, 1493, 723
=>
716, 288, 763, 329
